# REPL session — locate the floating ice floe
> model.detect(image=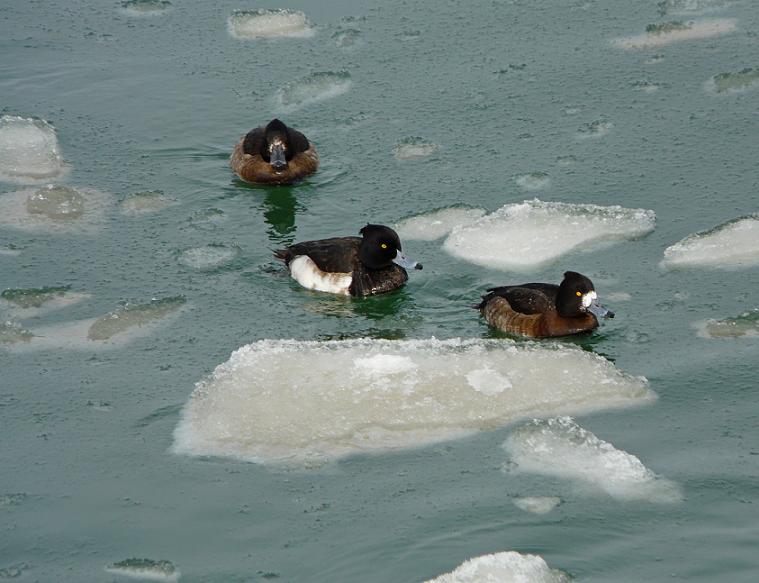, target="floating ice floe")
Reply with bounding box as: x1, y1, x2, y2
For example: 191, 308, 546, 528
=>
661, 215, 759, 270
503, 417, 682, 503
512, 496, 561, 515
0, 116, 66, 183
442, 199, 656, 272
120, 191, 174, 215
576, 119, 613, 139
120, 0, 172, 16
0, 321, 34, 345
394, 206, 486, 241
0, 185, 110, 234
393, 137, 439, 160
105, 558, 180, 582
172, 338, 653, 465
275, 71, 352, 113
705, 68, 759, 95
4, 296, 186, 351
178, 244, 240, 271
695, 309, 759, 338
658, 0, 734, 16
515, 172, 551, 191
424, 551, 569, 583
228, 9, 314, 39
0, 286, 89, 317
613, 18, 737, 50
